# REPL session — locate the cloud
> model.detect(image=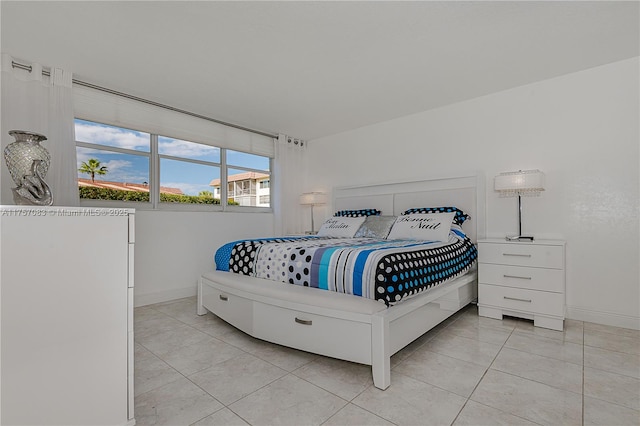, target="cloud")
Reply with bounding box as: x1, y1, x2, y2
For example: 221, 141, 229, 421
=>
102, 159, 132, 172
158, 137, 219, 160
76, 122, 149, 151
